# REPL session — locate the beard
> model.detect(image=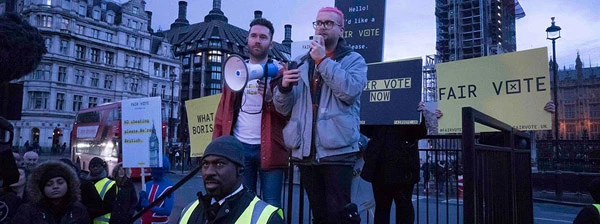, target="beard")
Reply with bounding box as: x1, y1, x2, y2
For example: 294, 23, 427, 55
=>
249, 45, 269, 61
324, 34, 338, 49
